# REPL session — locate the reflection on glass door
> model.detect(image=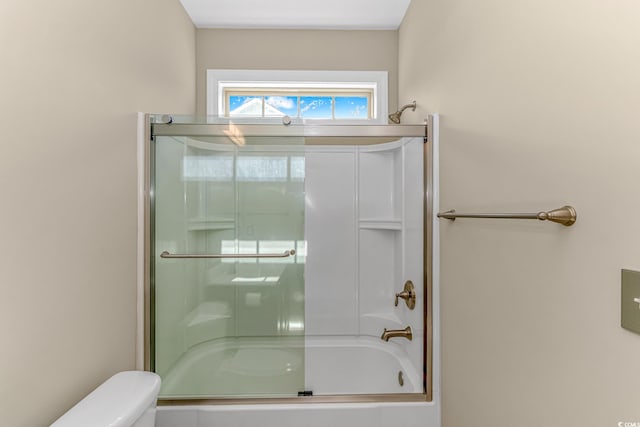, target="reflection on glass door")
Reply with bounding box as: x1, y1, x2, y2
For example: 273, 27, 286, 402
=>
149, 121, 429, 400
153, 135, 305, 398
